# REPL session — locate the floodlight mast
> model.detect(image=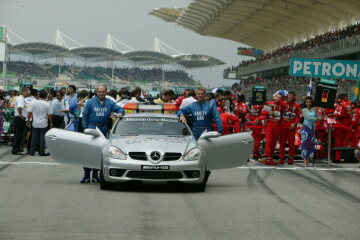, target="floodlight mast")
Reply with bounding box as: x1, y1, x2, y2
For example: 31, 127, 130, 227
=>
53, 30, 85, 86
104, 34, 136, 88
152, 37, 183, 55
105, 34, 135, 52
3, 27, 28, 90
